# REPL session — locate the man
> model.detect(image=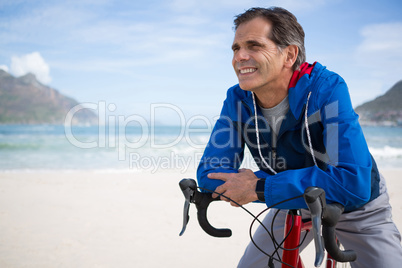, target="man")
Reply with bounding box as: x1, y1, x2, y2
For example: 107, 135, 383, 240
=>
197, 7, 402, 267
